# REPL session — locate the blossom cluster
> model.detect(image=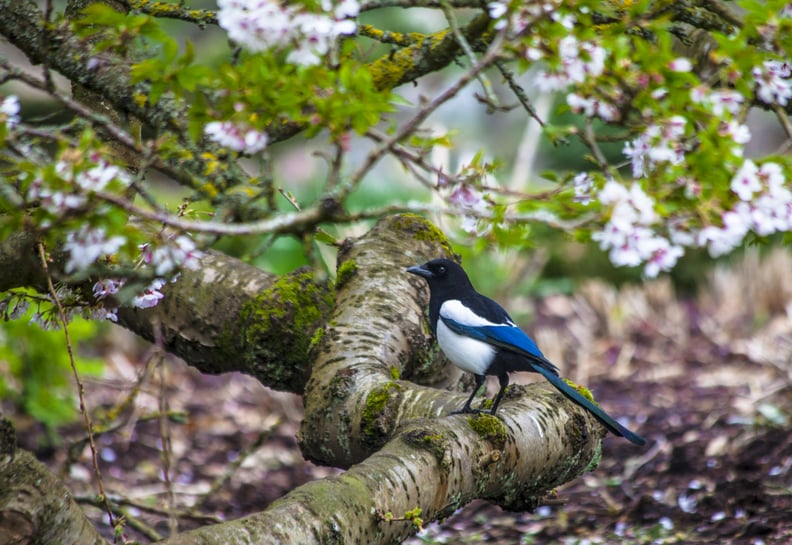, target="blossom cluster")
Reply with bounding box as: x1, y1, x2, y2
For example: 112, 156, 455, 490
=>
448, 184, 490, 235
622, 116, 688, 178
752, 60, 792, 106
534, 35, 607, 93
205, 120, 268, 154
216, 0, 359, 66
588, 157, 792, 277
27, 233, 202, 328
486, 1, 562, 35
698, 160, 792, 256
591, 181, 683, 278
18, 149, 205, 324
26, 154, 132, 220
0, 95, 20, 128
